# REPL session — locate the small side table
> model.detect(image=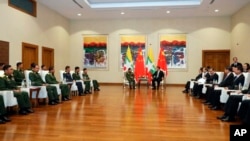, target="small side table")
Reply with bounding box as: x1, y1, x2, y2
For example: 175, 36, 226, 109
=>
29, 87, 41, 107
138, 77, 149, 88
